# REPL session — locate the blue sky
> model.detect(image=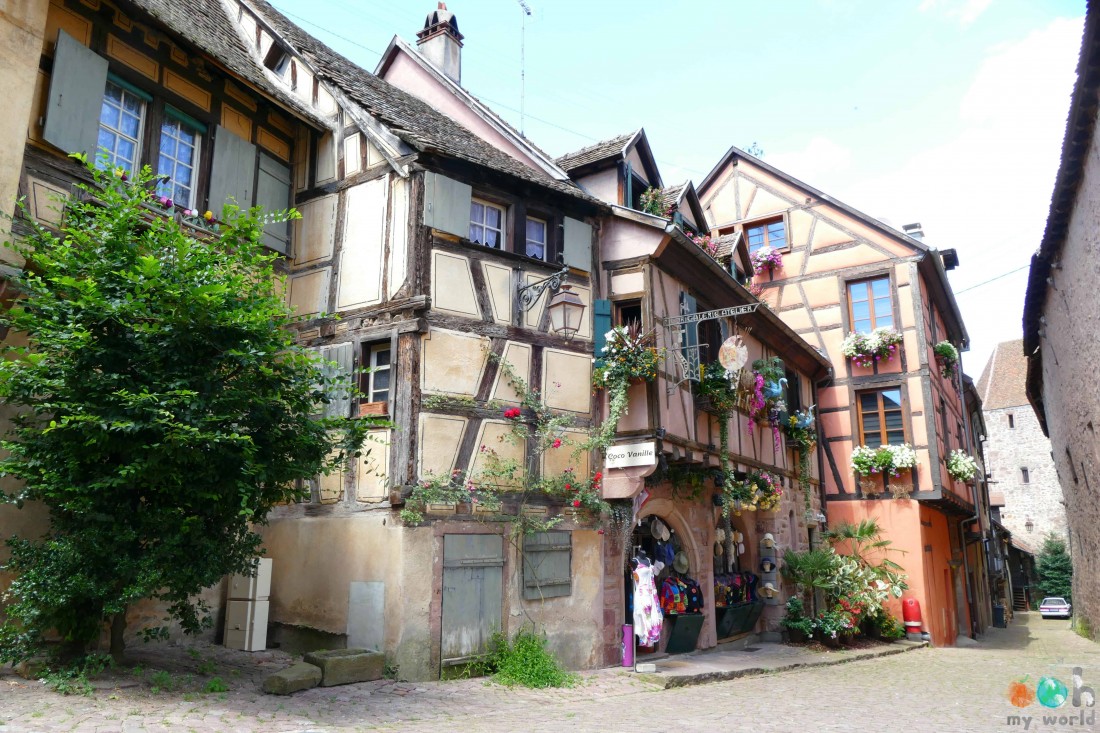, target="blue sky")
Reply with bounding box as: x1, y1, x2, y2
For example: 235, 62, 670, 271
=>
271, 0, 1084, 375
